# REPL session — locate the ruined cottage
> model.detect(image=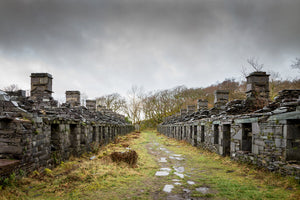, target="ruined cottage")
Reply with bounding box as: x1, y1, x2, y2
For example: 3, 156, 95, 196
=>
0, 73, 134, 178
158, 71, 300, 178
